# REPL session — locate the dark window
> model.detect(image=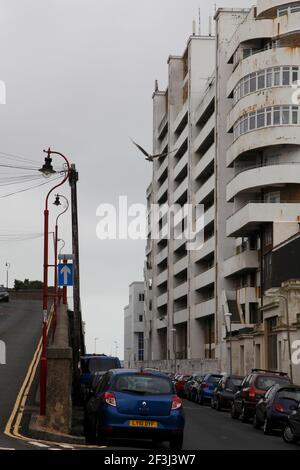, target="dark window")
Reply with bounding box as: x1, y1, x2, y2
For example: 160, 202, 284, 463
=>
138, 332, 144, 361
255, 375, 290, 391
139, 293, 145, 302
139, 314, 143, 322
